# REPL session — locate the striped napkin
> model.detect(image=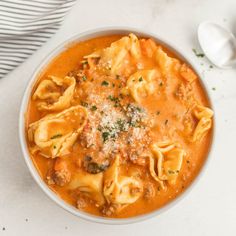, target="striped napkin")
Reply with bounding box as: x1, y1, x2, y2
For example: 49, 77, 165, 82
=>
0, 0, 76, 79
